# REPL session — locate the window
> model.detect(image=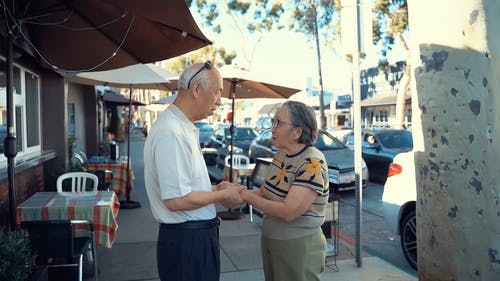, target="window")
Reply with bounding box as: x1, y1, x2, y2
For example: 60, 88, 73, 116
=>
68, 103, 76, 137
0, 58, 41, 160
